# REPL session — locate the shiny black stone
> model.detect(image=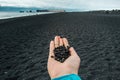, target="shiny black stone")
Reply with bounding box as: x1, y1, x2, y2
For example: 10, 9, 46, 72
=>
54, 46, 71, 63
